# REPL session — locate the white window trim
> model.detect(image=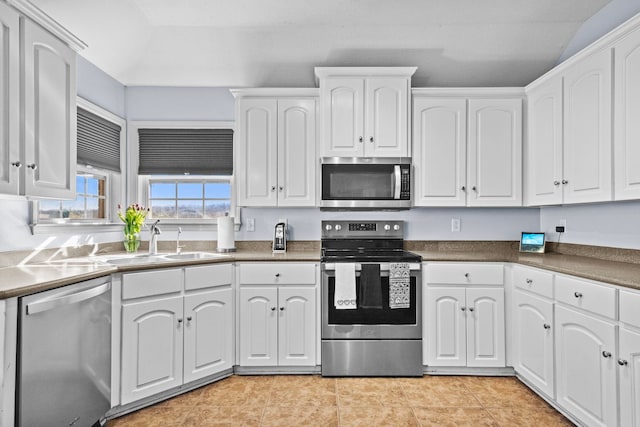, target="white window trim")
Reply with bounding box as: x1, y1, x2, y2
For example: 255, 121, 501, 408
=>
128, 120, 239, 231
30, 97, 127, 235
